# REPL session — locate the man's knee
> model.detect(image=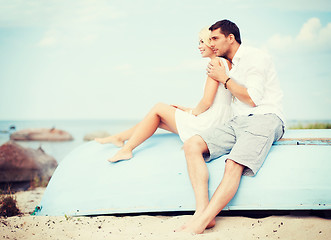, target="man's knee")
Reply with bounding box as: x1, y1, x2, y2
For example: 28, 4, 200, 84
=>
183, 135, 208, 156
224, 159, 244, 176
